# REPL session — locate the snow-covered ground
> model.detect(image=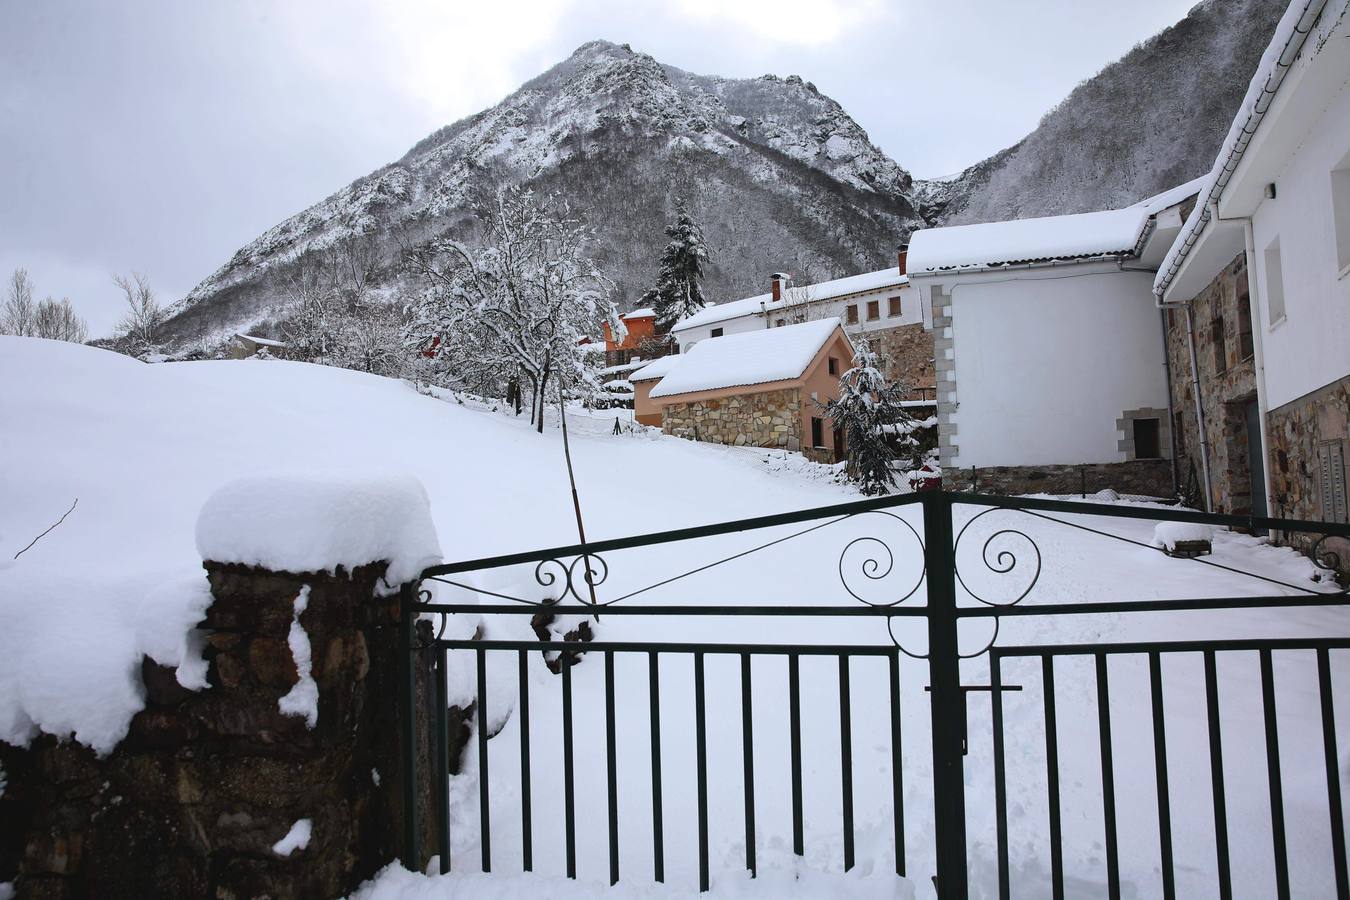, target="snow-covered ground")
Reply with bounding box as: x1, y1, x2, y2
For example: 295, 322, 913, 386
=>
2, 336, 1346, 899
